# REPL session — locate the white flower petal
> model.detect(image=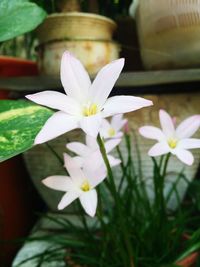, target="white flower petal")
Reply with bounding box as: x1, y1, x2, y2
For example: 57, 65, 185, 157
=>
63, 153, 85, 185
60, 51, 91, 102
89, 58, 125, 107
114, 132, 124, 139
82, 150, 104, 172
102, 96, 153, 118
176, 115, 200, 139
66, 142, 90, 157
34, 111, 78, 144
26, 91, 81, 115
86, 165, 107, 188
86, 135, 98, 149
100, 119, 110, 138
73, 156, 84, 168
174, 149, 194, 166
107, 155, 121, 167
139, 126, 165, 141
111, 114, 127, 131
42, 176, 73, 192
159, 109, 175, 138
178, 138, 200, 149
105, 138, 121, 153
58, 191, 80, 210
79, 189, 98, 217
80, 113, 102, 137
148, 142, 170, 157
